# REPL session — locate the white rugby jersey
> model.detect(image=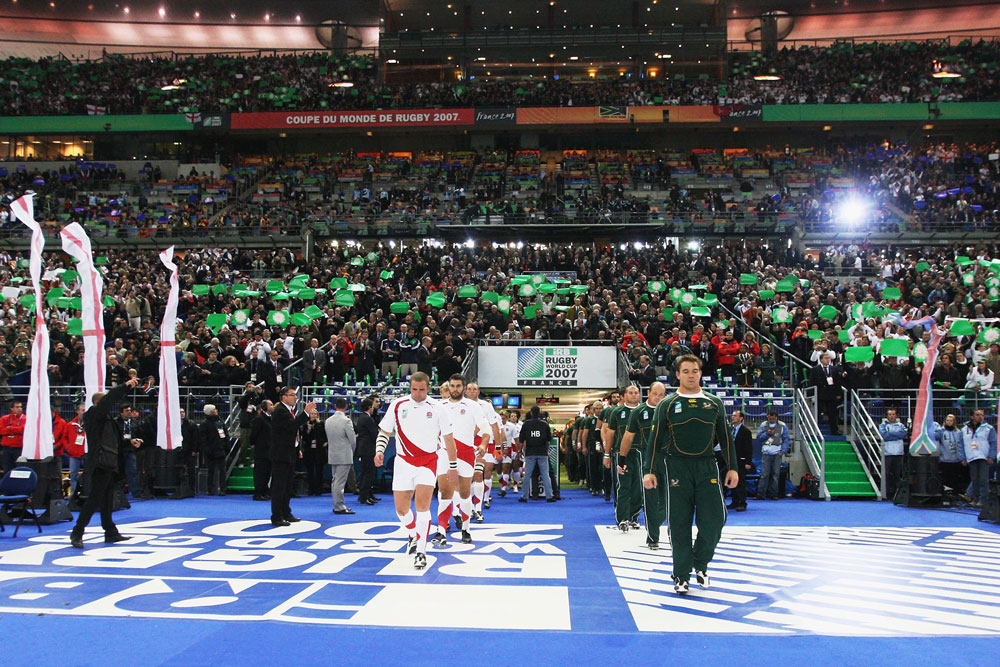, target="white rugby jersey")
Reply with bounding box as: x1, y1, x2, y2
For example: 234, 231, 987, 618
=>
441, 397, 485, 449
380, 396, 453, 455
